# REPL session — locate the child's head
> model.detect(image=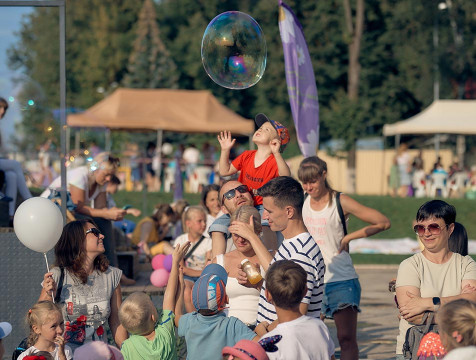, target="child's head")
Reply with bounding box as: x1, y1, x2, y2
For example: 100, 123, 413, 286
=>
152, 204, 175, 226
25, 351, 54, 360
74, 341, 124, 360
437, 299, 476, 352
106, 174, 121, 194
26, 301, 64, 348
222, 339, 269, 360
0, 321, 12, 359
192, 264, 228, 315
253, 114, 290, 153
184, 206, 207, 236
119, 292, 158, 336
265, 260, 307, 310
